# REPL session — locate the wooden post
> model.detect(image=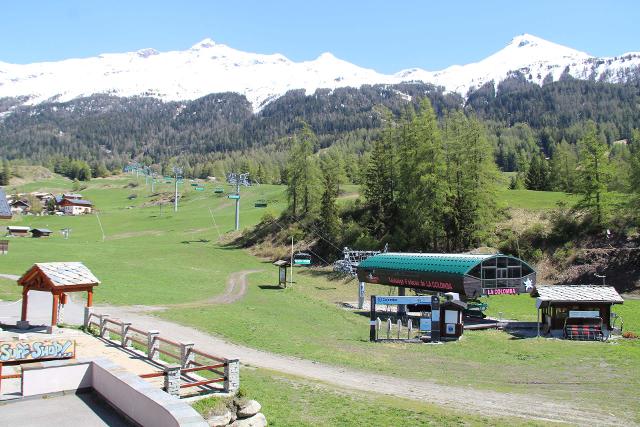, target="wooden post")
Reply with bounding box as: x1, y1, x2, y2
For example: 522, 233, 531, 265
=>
51, 293, 59, 326
20, 288, 29, 321
87, 289, 94, 307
